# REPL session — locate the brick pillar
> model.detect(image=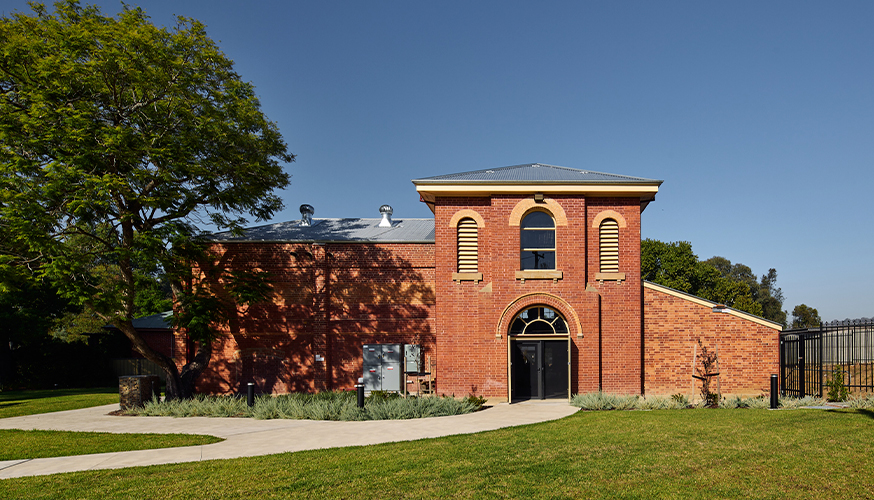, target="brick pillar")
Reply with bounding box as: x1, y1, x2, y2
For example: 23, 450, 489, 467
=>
311, 243, 329, 391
